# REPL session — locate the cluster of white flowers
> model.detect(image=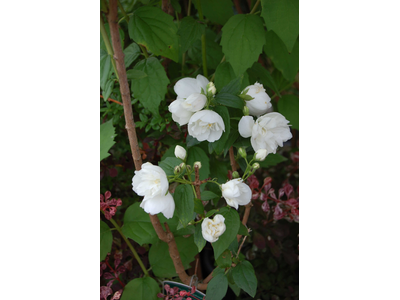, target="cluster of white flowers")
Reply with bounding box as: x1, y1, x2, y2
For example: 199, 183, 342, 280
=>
132, 162, 175, 219
168, 75, 225, 143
